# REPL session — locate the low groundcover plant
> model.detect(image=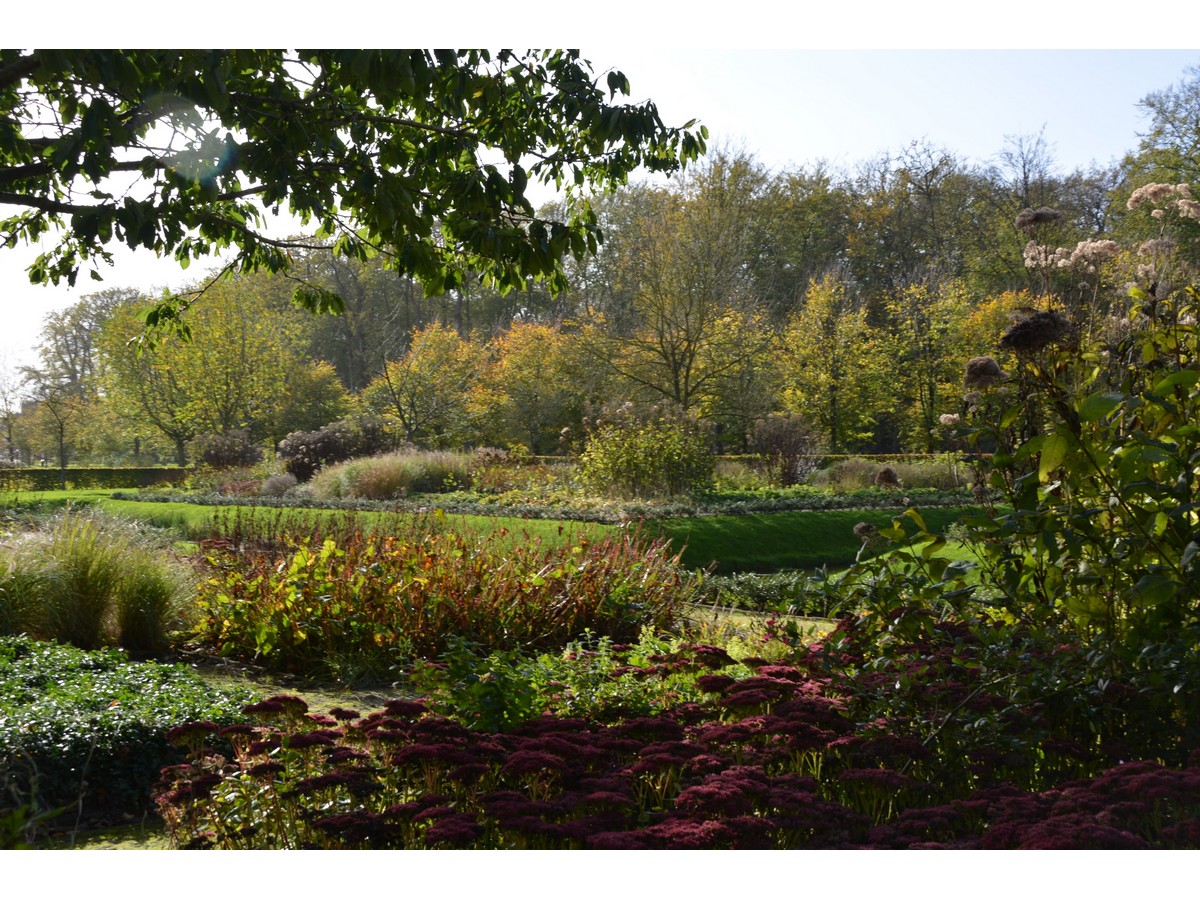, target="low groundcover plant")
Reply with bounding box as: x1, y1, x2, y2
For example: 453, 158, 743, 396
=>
154, 631, 1200, 850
